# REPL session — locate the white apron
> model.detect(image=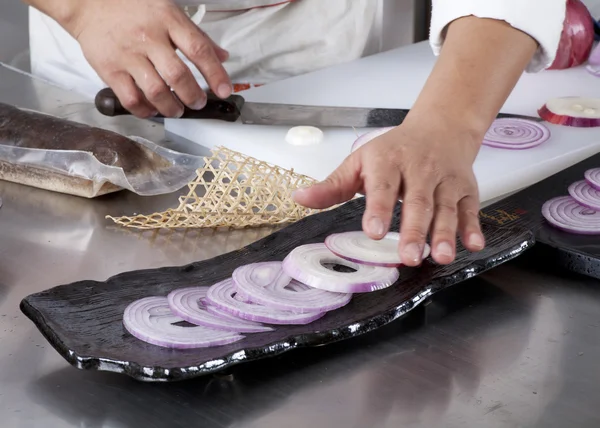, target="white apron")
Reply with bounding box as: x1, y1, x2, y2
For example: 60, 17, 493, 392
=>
28, 0, 416, 100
